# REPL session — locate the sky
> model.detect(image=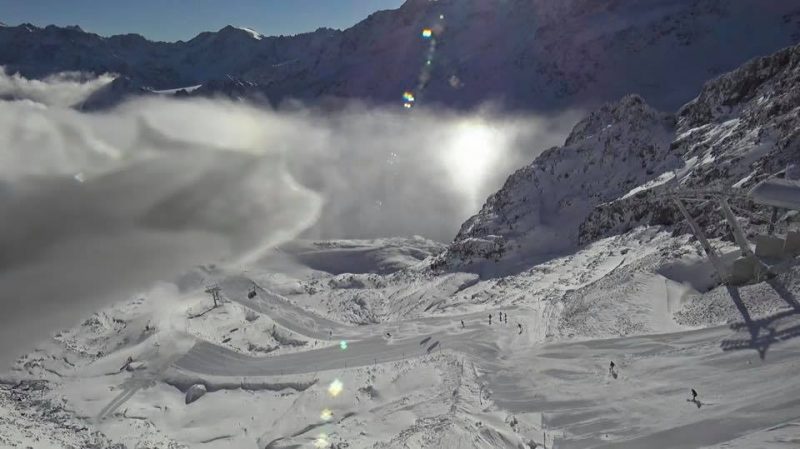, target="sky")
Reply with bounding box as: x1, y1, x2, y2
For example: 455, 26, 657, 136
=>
0, 0, 406, 41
